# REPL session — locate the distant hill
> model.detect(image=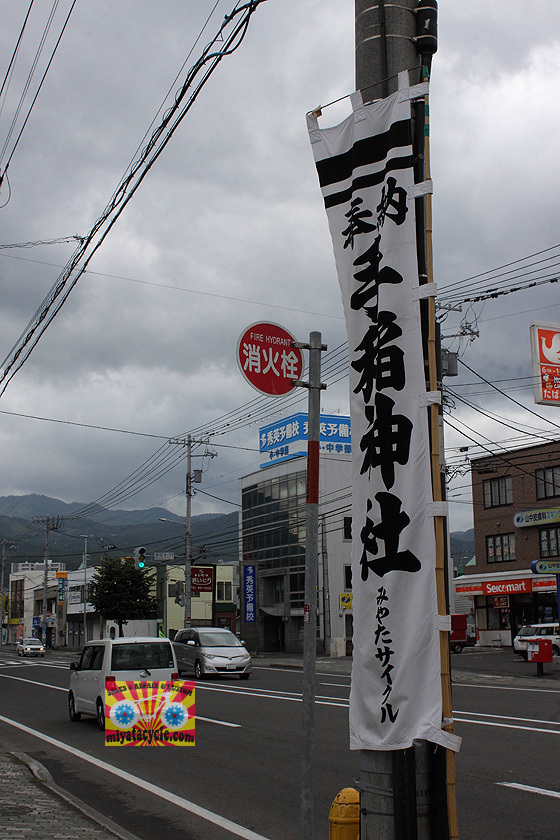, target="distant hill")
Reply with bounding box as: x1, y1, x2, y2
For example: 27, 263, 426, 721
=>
0, 493, 474, 581
450, 528, 475, 567
0, 494, 239, 576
